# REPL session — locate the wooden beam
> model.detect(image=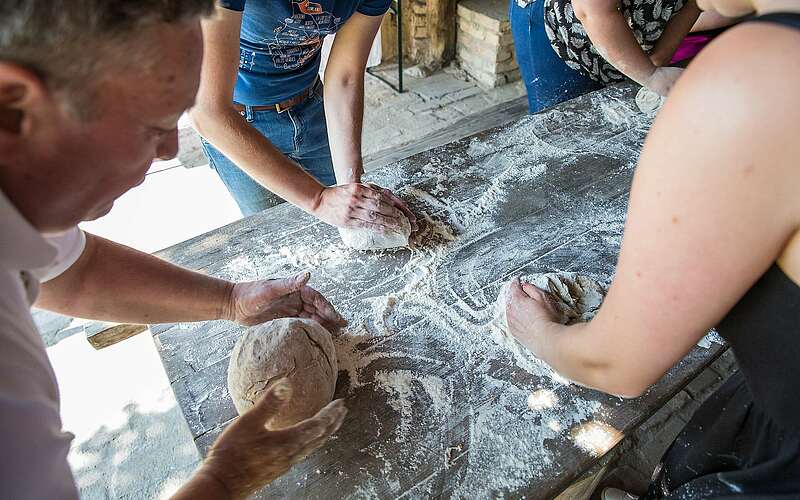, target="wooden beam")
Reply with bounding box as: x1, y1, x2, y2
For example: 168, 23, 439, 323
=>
86, 323, 148, 350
